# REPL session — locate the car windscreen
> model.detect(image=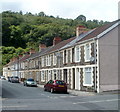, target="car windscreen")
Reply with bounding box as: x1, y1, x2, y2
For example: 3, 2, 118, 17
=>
14, 77, 19, 78
12, 76, 19, 78
56, 81, 65, 85
27, 79, 34, 81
